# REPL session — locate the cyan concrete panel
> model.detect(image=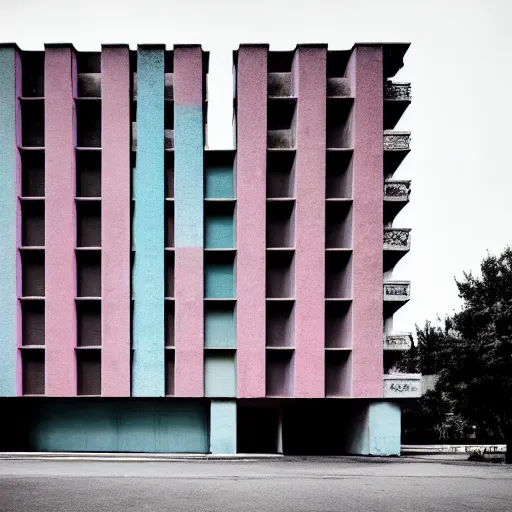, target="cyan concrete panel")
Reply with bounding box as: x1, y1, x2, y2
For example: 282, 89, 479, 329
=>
174, 105, 203, 248
132, 48, 165, 397
205, 214, 234, 249
368, 401, 401, 456
0, 48, 17, 396
28, 399, 208, 453
205, 353, 236, 397
205, 262, 235, 298
210, 400, 236, 454
205, 165, 234, 199
204, 304, 236, 348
